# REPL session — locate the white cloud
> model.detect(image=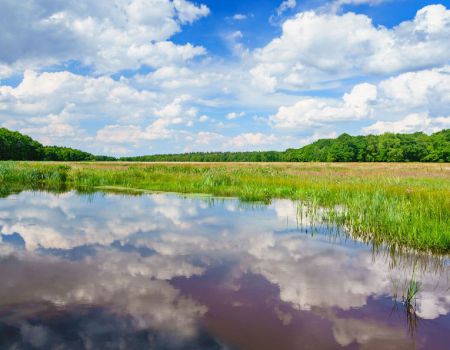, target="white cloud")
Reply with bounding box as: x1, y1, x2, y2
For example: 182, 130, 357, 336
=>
19, 115, 89, 146
226, 111, 246, 120
377, 66, 450, 113
277, 0, 297, 16
224, 30, 247, 56
155, 94, 193, 120
0, 3, 449, 154
139, 65, 216, 90
0, 0, 209, 74
362, 113, 450, 135
0, 70, 164, 149
95, 124, 170, 145
269, 1, 297, 28
0, 70, 157, 119
95, 95, 198, 147
0, 70, 209, 153
193, 131, 225, 145
270, 83, 377, 129
0, 64, 13, 80
253, 5, 450, 91
173, 0, 210, 24
184, 131, 282, 152
0, 66, 295, 154
270, 65, 450, 133
227, 132, 277, 148
232, 14, 247, 21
